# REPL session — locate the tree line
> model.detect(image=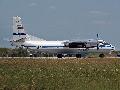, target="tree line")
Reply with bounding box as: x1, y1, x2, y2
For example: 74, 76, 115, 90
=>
0, 48, 54, 57
0, 48, 29, 57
